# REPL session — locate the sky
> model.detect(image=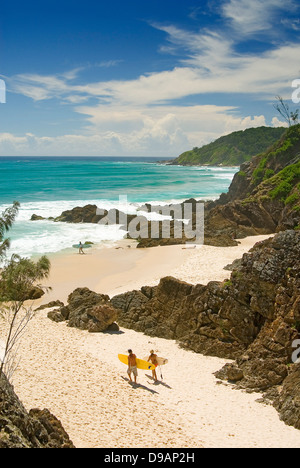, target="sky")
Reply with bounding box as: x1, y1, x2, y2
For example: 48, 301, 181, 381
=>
0, 0, 300, 157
